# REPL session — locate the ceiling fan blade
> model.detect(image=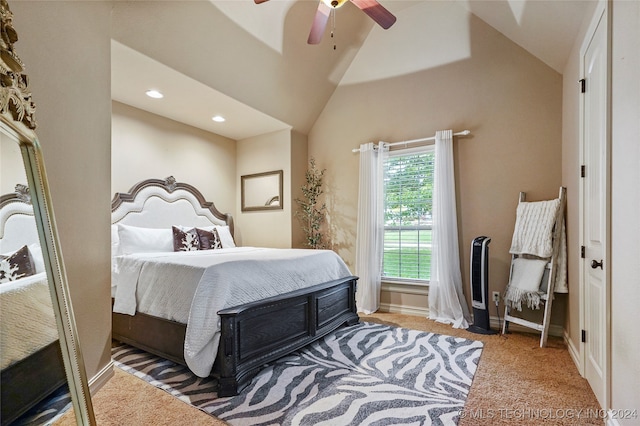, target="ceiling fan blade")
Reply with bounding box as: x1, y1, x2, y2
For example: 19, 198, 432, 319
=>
350, 0, 396, 29
254, 0, 270, 4
308, 2, 332, 45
